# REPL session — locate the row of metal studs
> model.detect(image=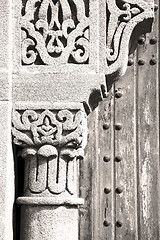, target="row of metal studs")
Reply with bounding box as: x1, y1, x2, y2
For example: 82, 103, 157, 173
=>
102, 88, 123, 228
